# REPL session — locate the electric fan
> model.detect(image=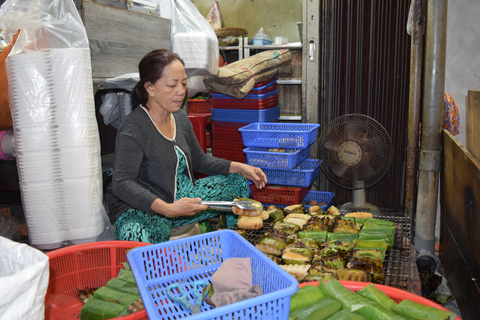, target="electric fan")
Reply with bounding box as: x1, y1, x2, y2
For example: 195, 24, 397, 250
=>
318, 114, 393, 214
